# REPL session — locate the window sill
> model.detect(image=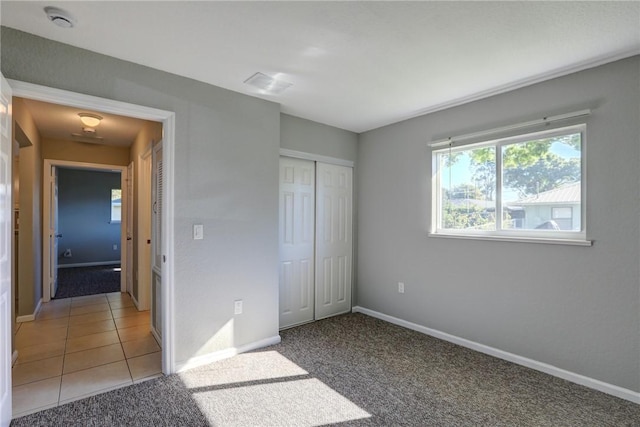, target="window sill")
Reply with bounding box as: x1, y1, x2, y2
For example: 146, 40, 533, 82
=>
428, 232, 592, 246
